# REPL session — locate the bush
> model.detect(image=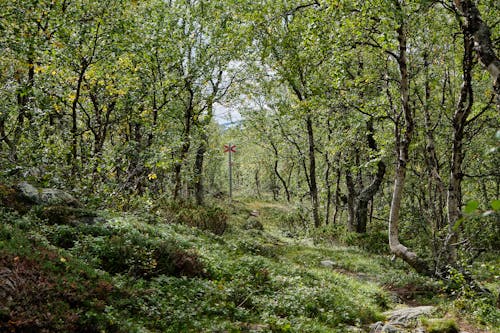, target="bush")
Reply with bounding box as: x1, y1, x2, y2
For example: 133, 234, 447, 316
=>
80, 230, 207, 279
47, 225, 78, 249
422, 318, 459, 333
161, 201, 228, 235
35, 205, 99, 226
